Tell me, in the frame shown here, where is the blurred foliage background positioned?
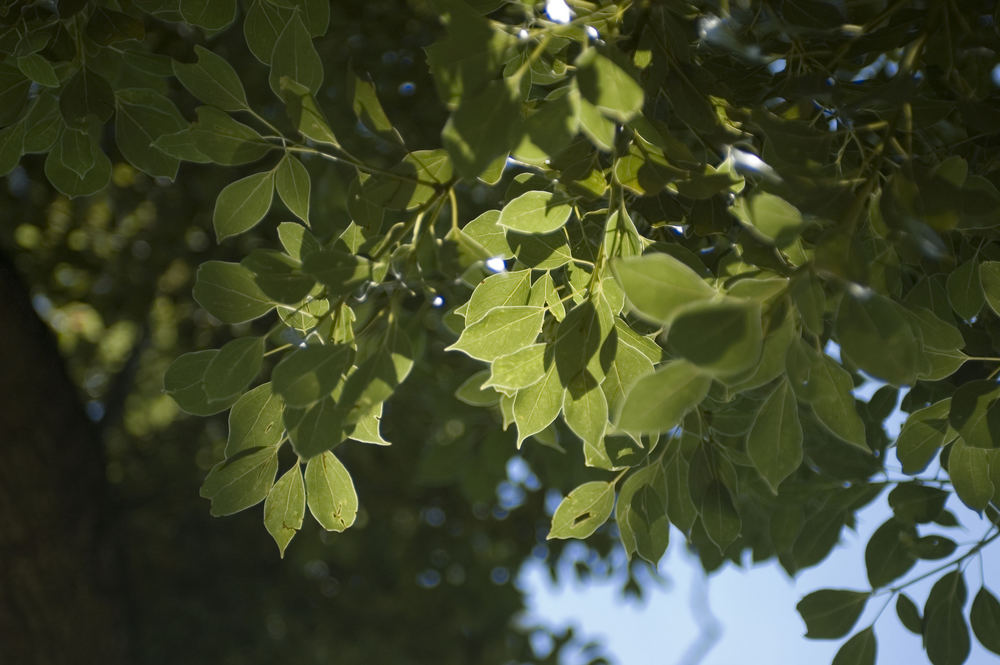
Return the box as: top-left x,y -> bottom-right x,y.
0,2 -> 628,662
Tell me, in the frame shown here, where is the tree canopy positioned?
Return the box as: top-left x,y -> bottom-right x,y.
4,1 -> 1000,664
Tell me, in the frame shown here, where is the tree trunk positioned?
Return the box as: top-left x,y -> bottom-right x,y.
0,250 -> 127,663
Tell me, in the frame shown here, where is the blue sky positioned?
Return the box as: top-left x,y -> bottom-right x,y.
517,370 -> 1000,665
520,494 -> 1000,665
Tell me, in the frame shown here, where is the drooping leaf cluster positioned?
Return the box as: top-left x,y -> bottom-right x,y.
5,1 -> 1000,663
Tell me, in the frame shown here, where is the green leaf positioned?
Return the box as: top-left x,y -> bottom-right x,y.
347,404 -> 389,446
796,589 -> 869,639
980,261 -> 1000,317
486,343 -> 547,392
574,48 -> 643,123
792,346 -> 868,450
454,369 -> 499,407
971,588 -> 1000,655
667,299 -> 763,376
173,45 -> 250,111
949,380 -> 1000,449
334,331 -> 414,423
349,70 -> 402,144
947,439 -> 994,511
280,77 -> 340,146
244,0 -> 291,64
164,350 -> 238,416
616,360 -> 711,434
193,261 -> 274,324
507,229 -> 573,269
302,248 -> 374,296
86,7 -> 145,45
272,344 -> 354,408
924,571 -> 970,665
864,518 -> 917,588
446,306 -> 545,362
791,273 -> 826,336
512,362 -> 563,447
304,451 -> 358,532
465,269 -> 532,323
59,68 -> 114,123
888,482 -> 948,523
700,481 -> 741,550
17,54 -> 59,87
578,94 -> 616,151
612,254 -> 715,325
114,88 -> 187,179
563,373 -> 609,448
43,131 -> 111,198
0,121 -> 24,176
22,93 -> 59,154
553,298 -> 615,384
200,447 -> 278,517
226,383 -> 285,456
151,128 -> 211,164
213,170 -> 275,241
280,0 -> 329,36
180,0 -> 237,30
747,379 -> 803,493
241,249 -> 314,304
269,155 -> 311,224
836,292 -> 920,386
360,150 -> 451,212
186,106 -> 272,166
277,221 -> 321,260
203,336 -> 264,400
442,78 -> 522,179
747,192 -> 804,247
897,594 -> 923,635
286,397 -> 345,458
913,535 -> 957,560
269,14 -> 324,97
424,0 -> 515,104
463,209 -> 513,259
947,258 -> 984,320
832,628 -> 876,665
547,480 -> 615,540
514,87 -> 581,162
263,464 -> 305,558
498,190 -> 574,234
896,399 -> 951,474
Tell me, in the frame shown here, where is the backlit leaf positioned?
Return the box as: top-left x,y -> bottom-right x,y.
193,261 -> 274,324
263,464 -> 305,557
498,190 -> 574,234
547,480 -> 615,540
612,254 -> 716,325
275,154 -> 311,224
272,344 -> 354,408
226,383 -> 285,456
747,379 -> 803,493
574,48 -> 643,122
667,299 -> 762,376
446,306 -> 545,362
200,447 -> 278,517
173,45 -> 250,111
616,360 -> 710,434
305,451 -> 358,532
203,336 -> 264,400
213,170 -> 275,241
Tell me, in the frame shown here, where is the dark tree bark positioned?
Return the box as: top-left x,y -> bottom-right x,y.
0,249 -> 127,663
